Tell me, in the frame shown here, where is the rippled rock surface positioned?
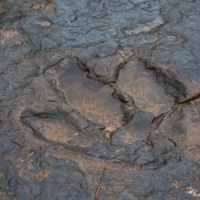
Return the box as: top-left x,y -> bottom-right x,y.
0,0 -> 200,199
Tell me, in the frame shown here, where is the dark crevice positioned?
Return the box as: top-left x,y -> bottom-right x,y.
176,93 -> 200,105
111,84 -> 140,126
112,62 -> 126,83
150,108 -> 177,131
11,140 -> 24,148
42,57 -> 65,75
74,49 -> 135,85
168,138 -> 177,147
33,112 -> 58,119
0,120 -> 3,130
141,159 -> 168,170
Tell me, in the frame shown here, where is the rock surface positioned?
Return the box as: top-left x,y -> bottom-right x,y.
0,0 -> 200,199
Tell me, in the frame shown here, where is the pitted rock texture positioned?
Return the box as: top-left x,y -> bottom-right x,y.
0,0 -> 200,200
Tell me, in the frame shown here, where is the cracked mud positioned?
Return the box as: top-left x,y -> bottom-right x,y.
0,0 -> 200,199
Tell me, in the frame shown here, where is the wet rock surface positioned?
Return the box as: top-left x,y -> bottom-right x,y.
0,0 -> 200,199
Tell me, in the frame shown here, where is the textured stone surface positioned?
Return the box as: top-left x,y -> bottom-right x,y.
0,0 -> 200,199
117,59 -> 174,116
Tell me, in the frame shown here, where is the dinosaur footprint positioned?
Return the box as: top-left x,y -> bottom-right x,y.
45,58 -> 124,131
